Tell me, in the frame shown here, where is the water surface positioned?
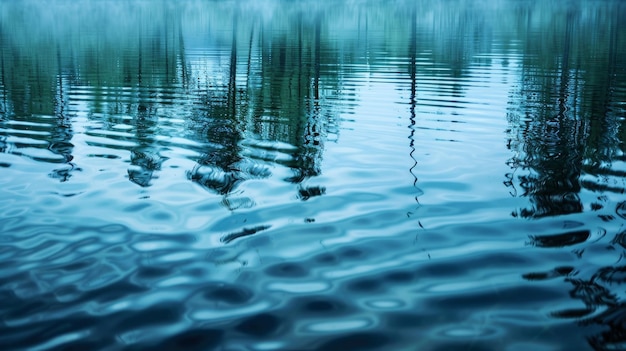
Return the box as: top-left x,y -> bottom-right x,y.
1,0 -> 626,350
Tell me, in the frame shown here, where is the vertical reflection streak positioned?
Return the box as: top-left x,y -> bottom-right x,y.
229,9 -> 238,120
49,45 -> 76,182
0,25 -> 6,118
407,7 -> 422,220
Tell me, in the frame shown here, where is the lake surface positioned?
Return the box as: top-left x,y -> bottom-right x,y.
1,0 -> 626,350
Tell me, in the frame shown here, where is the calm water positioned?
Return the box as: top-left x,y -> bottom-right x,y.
1,0 -> 626,350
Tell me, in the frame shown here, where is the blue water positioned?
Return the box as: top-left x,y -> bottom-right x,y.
1,0 -> 626,350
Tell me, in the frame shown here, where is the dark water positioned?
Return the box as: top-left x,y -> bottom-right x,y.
1,0 -> 626,349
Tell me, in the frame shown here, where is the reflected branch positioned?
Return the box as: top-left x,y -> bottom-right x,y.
407,7 -> 422,218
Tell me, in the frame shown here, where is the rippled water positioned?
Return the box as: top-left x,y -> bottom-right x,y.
1,0 -> 626,350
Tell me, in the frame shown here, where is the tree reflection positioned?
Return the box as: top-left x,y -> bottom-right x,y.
285,11 -> 326,186
1,0 -> 626,349
183,4 -> 339,202
507,1 -> 626,349
0,1 -> 346,205
506,1 -> 626,219
188,8 -> 249,195
48,47 -> 78,182
0,23 -> 77,175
